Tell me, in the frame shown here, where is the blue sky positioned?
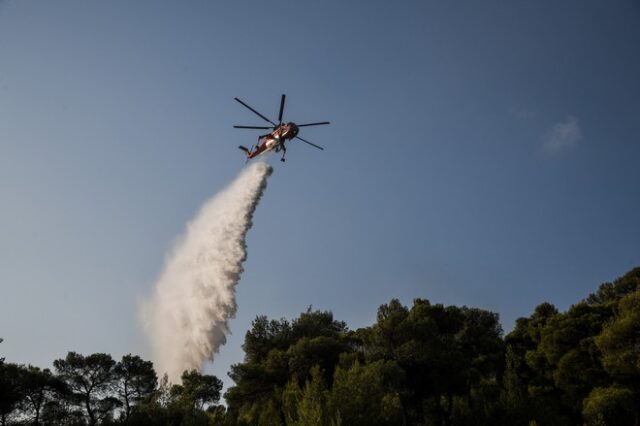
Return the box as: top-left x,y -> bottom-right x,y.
1,0 -> 639,390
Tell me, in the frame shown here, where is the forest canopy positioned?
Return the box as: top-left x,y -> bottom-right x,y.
1,267 -> 639,425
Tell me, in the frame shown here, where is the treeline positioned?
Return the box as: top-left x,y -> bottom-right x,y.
1,267 -> 639,425
224,266 -> 639,426
0,352 -> 224,426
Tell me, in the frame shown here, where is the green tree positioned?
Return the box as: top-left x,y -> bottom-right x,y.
596,289 -> 640,383
114,354 -> 157,420
226,317 -> 295,424
500,345 -> 529,423
291,366 -> 337,426
290,309 -> 347,341
0,362 -> 23,426
287,336 -> 349,386
585,267 -> 640,305
504,273 -> 640,426
516,303 -> 569,425
40,399 -> 84,426
53,352 -> 120,425
171,370 -> 223,411
582,386 -> 636,426
126,370 -> 222,426
225,309 -> 351,425
595,288 -> 640,424
361,299 -> 503,425
243,316 -> 294,364
329,357 -> 404,426
19,366 -> 67,425
537,303 -> 611,419
282,378 -> 303,425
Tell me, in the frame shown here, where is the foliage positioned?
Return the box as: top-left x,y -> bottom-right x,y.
224,309 -> 350,425
0,362 -> 24,426
171,370 -> 223,411
53,352 -> 120,425
585,267 -> 640,305
289,366 -> 336,426
114,354 -> 157,420
19,366 -> 67,425
329,357 -> 404,426
596,288 -> 640,382
4,267 -> 640,425
582,386 -> 636,426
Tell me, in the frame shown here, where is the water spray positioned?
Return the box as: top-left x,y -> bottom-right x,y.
142,162 -> 272,382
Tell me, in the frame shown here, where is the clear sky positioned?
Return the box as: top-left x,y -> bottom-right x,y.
1,0 -> 639,391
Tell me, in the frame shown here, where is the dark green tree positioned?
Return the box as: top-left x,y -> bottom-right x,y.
53,352 -> 120,425
40,399 -> 84,426
114,354 -> 157,420
360,299 -> 503,425
19,366 -> 67,425
537,303 -> 612,420
595,288 -> 640,424
225,309 -> 351,425
290,366 -> 336,426
499,345 -> 531,425
596,289 -> 640,384
585,267 -> 640,305
504,276 -> 639,426
0,362 -> 23,426
513,303 -> 568,425
287,336 -> 349,386
329,357 -> 404,426
582,386 -> 636,426
171,370 -> 223,411
242,316 -> 293,364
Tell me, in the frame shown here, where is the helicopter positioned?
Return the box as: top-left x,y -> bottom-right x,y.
234,94 -> 330,162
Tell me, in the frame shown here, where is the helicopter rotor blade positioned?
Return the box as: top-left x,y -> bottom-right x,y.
234,97 -> 277,126
296,122 -> 330,127
295,136 -> 324,150
277,94 -> 286,125
233,125 -> 273,129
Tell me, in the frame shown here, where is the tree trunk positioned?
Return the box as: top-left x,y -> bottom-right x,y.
32,398 -> 42,426
85,395 -> 96,426
124,381 -> 131,420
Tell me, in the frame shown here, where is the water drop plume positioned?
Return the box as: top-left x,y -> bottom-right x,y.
142,162 -> 272,382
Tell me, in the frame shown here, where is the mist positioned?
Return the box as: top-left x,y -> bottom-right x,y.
141,162 -> 272,382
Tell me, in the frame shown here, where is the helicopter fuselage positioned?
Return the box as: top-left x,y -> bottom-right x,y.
245,123 -> 299,159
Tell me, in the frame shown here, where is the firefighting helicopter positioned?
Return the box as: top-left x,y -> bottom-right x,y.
234,94 -> 329,162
